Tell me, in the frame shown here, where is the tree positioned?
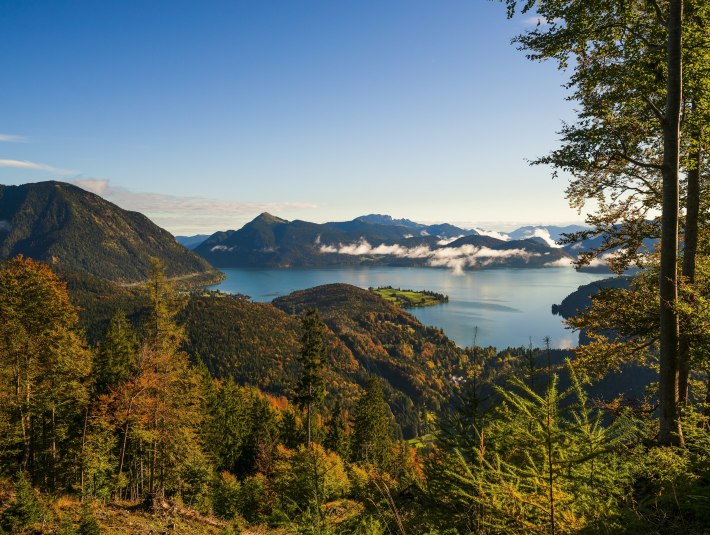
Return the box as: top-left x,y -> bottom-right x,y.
0,256 -> 91,490
426,365 -> 638,533
351,377 -> 395,469
103,258 -> 204,502
502,0 -> 710,445
94,309 -> 139,395
295,308 -> 327,448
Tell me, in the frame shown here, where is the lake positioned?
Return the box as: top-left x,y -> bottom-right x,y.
209,267 -> 610,349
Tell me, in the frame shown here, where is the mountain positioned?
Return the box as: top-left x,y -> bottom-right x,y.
175,234 -> 210,249
355,214 -> 423,228
195,213 -> 572,269
0,181 -> 220,283
355,214 -> 478,238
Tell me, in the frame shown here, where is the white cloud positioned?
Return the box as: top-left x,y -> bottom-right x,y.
518,228 -> 561,248
0,159 -> 74,175
0,134 -> 29,143
319,239 -> 540,274
473,228 -> 511,241
71,178 -> 317,234
436,235 -> 463,246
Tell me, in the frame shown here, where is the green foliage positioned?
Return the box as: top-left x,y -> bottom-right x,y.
77,504 -> 101,535
351,377 -> 396,469
94,309 -> 139,394
0,256 -> 91,490
426,364 -> 641,533
370,286 -> 448,308
1,473 -> 43,533
211,471 -> 242,520
295,308 -> 327,446
273,444 -> 350,515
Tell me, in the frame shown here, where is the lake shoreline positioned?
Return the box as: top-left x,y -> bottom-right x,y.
209,266 -> 610,349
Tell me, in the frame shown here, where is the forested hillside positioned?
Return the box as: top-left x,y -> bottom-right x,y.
0,182 -> 220,283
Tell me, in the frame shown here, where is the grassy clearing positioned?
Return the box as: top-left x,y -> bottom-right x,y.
370,286 -> 448,308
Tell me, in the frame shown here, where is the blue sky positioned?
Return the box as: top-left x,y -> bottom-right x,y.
0,0 -> 584,234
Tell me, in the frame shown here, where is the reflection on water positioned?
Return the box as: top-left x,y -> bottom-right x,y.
210,267 -> 609,349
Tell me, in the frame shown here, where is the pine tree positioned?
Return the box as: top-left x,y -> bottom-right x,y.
295,308 -> 327,448
94,310 -> 139,395
351,377 -> 394,469
324,400 -> 349,459
1,472 -> 43,532
426,362 -> 639,533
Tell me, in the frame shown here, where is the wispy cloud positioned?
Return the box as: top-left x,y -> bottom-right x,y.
0,159 -> 74,174
0,134 -> 29,143
319,239 -> 540,274
71,178 -> 317,235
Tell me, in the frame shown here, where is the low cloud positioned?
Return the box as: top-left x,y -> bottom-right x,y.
544,257 -> 574,267
518,228 -> 561,248
320,239 -> 540,274
473,228 -> 511,241
436,235 -> 463,246
0,159 -> 74,175
0,134 -> 29,143
71,178 -> 317,235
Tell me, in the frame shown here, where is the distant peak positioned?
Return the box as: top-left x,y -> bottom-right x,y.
251,212 -> 288,224
356,214 -> 422,228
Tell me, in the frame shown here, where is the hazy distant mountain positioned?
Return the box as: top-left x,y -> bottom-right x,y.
356,214 -> 423,228
176,234 -> 210,249
0,181 -> 219,283
356,213 -> 478,238
195,212 -> 572,269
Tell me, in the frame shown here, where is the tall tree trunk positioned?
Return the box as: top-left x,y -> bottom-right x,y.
80,405 -> 89,499
678,130 -> 701,405
658,0 -> 684,446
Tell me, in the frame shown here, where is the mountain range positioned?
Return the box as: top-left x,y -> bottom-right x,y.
193,212 -> 573,270
0,181 -> 220,283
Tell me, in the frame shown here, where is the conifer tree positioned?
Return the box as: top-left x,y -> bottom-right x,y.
324,400 -> 349,459
295,308 -> 327,448
351,377 -> 395,469
94,309 -> 139,395
203,378 -> 250,473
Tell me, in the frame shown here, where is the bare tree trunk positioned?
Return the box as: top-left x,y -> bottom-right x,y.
658,0 -> 684,446
307,385 -> 312,448
678,127 -> 701,405
80,405 -> 89,498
